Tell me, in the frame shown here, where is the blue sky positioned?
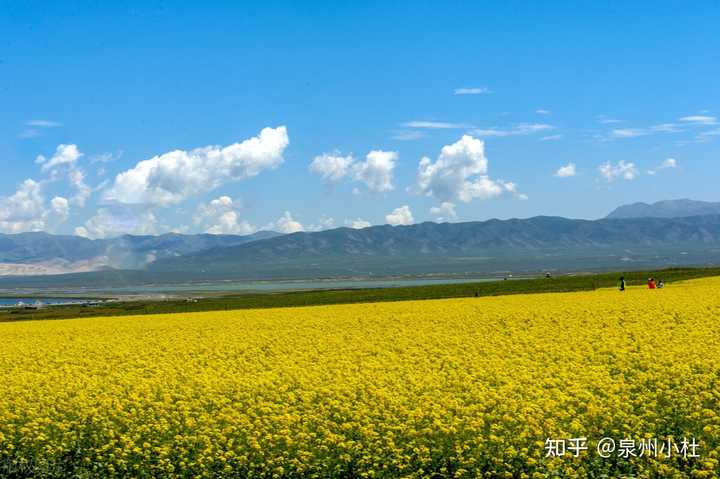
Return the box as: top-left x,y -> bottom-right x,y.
1,1 -> 718,237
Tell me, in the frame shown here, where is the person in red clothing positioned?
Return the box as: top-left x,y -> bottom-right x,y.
648,277 -> 656,289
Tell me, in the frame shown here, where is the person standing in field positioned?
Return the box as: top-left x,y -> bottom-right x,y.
619,276 -> 626,291
648,277 -> 656,289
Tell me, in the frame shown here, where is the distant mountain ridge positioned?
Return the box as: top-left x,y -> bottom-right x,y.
607,199 -> 720,219
145,214 -> 720,280
3,209 -> 720,284
0,231 -> 280,275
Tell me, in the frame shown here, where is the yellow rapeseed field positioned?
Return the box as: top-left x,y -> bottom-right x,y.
2,278 -> 720,478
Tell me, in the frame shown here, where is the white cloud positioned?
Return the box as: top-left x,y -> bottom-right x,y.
555,163 -> 577,178
0,180 -> 46,233
651,123 -> 682,133
597,116 -> 623,124
500,181 -> 527,199
417,135 -> 517,203
193,196 -> 257,235
68,169 -> 92,207
33,144 -> 95,206
273,211 -> 304,234
310,149 -> 398,193
678,115 -> 717,125
352,150 -> 397,193
18,129 -> 41,139
36,144 -> 82,172
659,158 -> 678,169
430,202 -> 457,221
26,120 -> 63,127
75,206 -> 160,239
91,151 -> 123,164
347,218 -> 371,229
0,179 -> 68,233
264,212 -> 335,233
540,134 -> 563,141
648,158 -> 678,175
307,216 -> 335,232
391,130 -> 425,141
50,196 -> 70,223
105,126 -> 289,206
599,161 -> 639,181
309,152 -> 355,183
385,205 -> 414,226
402,121 -> 471,129
454,87 -> 491,95
471,123 -> 554,137
609,123 -> 683,139
536,109 -> 551,115
698,128 -> 720,138
610,128 -> 646,138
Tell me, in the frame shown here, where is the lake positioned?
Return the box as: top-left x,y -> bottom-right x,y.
0,277 -> 502,297
0,298 -> 93,307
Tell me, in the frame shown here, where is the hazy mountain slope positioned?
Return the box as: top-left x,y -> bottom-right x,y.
144,215 -> 720,280
3,215 -> 720,286
606,199 -> 720,219
0,231 -> 280,274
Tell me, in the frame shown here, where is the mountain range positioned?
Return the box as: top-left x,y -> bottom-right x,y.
145,214 -> 720,280
606,199 -> 720,219
0,231 -> 279,276
1,199 -> 720,286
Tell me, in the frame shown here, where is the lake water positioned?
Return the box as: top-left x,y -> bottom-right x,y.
0,298 -> 92,307
117,277 -> 500,294
0,277 -> 502,297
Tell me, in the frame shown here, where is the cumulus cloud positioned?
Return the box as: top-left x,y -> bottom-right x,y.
309,153 -> 355,183
659,158 -> 678,169
385,205 -> 414,226
0,179 -> 68,233
50,196 -> 70,223
105,126 -> 289,206
309,149 -> 397,193
307,216 -> 335,232
647,158 -> 678,175
500,181 -> 528,200
555,163 -> 577,178
454,87 -> 491,95
75,206 -> 161,239
34,144 -> 95,206
193,196 -> 257,235
273,211 -> 304,234
352,150 -> 397,193
36,144 -> 82,172
599,161 -> 639,181
430,202 -> 457,221
417,135 -> 521,203
347,218 -> 371,229
68,169 -> 92,207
